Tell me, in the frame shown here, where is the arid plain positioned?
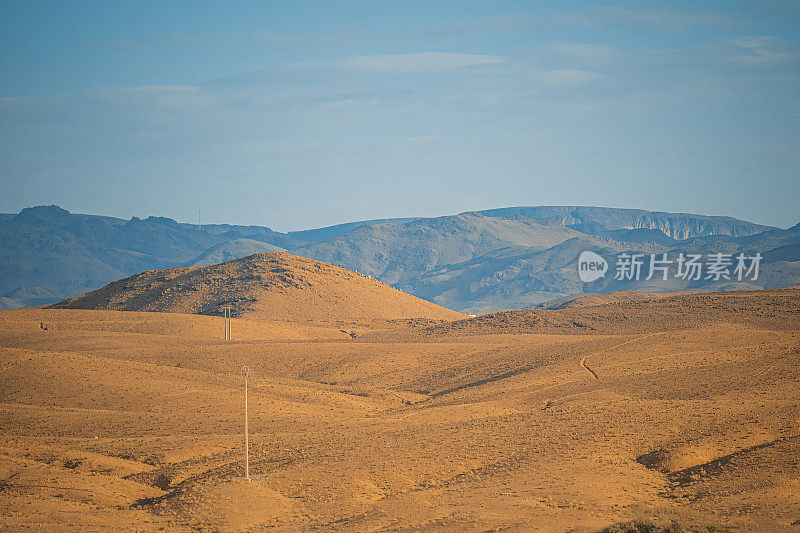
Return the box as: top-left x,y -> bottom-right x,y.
1,255 -> 798,531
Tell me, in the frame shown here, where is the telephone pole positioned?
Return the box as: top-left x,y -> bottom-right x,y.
241,366 -> 251,481
223,307 -> 232,341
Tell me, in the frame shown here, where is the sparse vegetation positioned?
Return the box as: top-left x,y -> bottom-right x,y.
599,520 -> 734,533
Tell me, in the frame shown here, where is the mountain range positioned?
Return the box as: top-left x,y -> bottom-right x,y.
1,204 -> 798,312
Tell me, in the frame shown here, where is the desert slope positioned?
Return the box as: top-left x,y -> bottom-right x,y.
533,289 -> 696,310
415,285 -> 800,337
49,252 -> 463,324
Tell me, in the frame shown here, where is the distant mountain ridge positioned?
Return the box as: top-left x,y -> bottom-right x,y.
186,238 -> 286,267
1,204 -> 796,311
476,206 -> 771,239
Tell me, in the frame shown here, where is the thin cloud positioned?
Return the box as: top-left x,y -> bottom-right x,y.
339,52 -> 506,73
533,69 -> 602,86
729,36 -> 795,65
116,85 -> 201,94
75,31 -> 307,50
570,5 -> 739,30
85,84 -> 210,108
287,52 -> 507,75
544,43 -> 620,62
73,7 -> 741,55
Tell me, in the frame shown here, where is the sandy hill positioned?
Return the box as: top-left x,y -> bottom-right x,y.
48,252 -> 463,324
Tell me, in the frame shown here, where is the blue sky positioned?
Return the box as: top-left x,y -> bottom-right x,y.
1,1 -> 798,231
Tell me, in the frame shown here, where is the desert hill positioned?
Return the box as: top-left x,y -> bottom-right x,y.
48,252 -> 463,324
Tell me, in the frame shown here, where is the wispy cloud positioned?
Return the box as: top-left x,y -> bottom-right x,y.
76,31 -> 308,50
532,68 -> 602,86
565,5 -> 739,31
729,36 -> 795,65
281,52 -> 507,75
114,84 -> 201,94
86,84 -> 210,108
73,6 -> 743,55
413,6 -> 740,37
544,43 -> 620,62
331,52 -> 506,74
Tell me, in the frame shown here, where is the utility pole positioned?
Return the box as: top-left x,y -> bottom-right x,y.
223,307 -> 232,341
241,366 -> 251,481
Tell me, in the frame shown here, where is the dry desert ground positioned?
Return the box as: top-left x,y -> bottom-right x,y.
1,284 -> 799,531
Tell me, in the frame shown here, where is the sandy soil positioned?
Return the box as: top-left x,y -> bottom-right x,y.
1,286 -> 799,531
